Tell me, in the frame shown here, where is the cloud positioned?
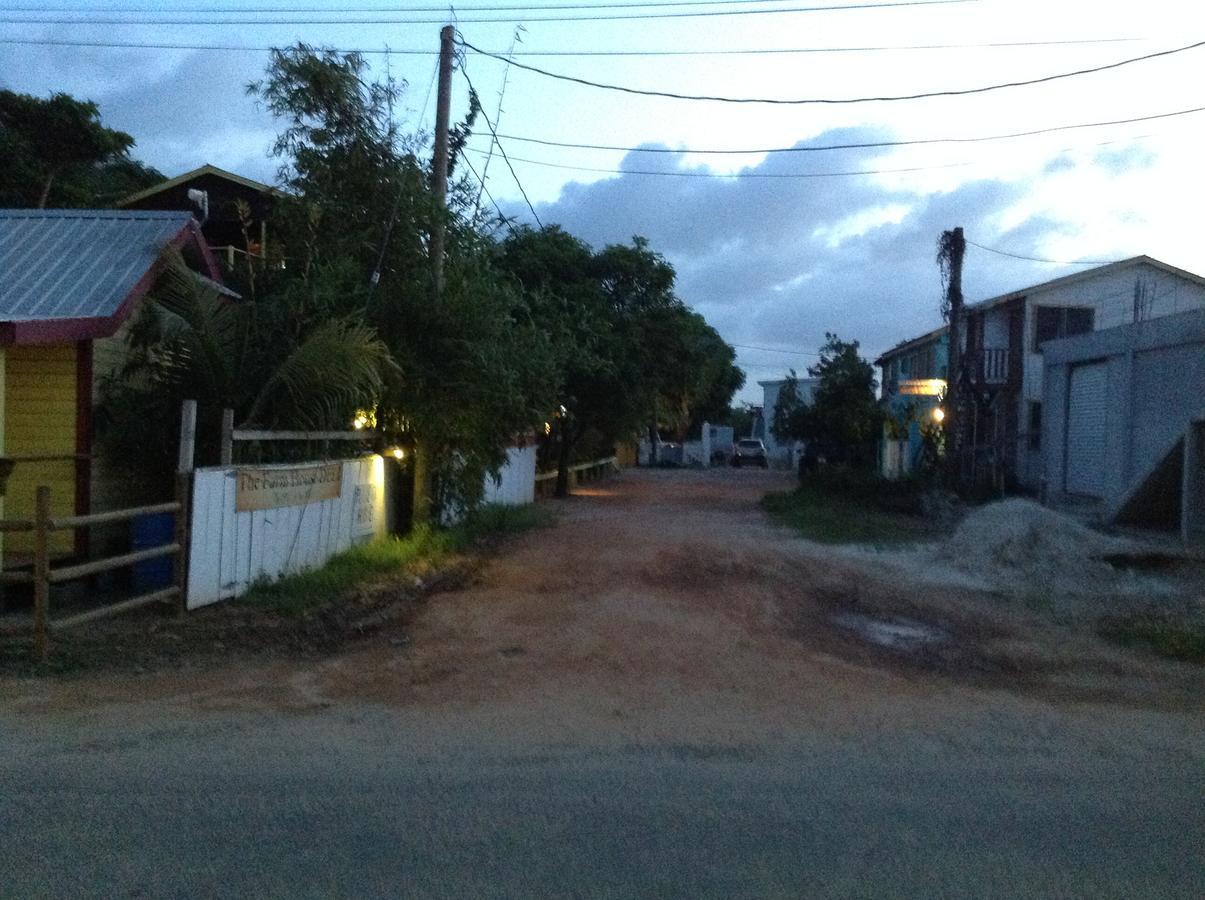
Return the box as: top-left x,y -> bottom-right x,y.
0,39 -> 279,183
526,127 -> 1078,396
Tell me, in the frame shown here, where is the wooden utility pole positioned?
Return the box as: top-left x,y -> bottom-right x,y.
412,24 -> 456,528
429,24 -> 455,299
940,226 -> 966,485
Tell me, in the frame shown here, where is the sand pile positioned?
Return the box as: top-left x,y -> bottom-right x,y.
936,498 -> 1134,589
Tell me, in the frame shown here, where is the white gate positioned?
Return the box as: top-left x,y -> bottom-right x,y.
186,456 -> 386,609
1065,362 -> 1108,497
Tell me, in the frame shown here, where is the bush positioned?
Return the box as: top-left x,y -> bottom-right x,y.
798,464 -> 928,516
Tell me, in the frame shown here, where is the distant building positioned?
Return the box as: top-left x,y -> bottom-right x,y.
755,377 -> 818,468
875,256 -> 1205,490
119,164 -> 282,273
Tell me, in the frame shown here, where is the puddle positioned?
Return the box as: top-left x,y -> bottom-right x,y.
831,611 -> 947,650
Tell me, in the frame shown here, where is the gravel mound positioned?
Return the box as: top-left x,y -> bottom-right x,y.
937,499 -> 1135,590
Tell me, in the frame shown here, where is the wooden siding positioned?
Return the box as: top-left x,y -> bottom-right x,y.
4,343 -> 78,558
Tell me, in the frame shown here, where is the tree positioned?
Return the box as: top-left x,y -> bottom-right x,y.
496,228 -> 741,494
97,251 -> 396,494
250,45 -> 554,523
774,334 -> 881,467
0,90 -> 157,208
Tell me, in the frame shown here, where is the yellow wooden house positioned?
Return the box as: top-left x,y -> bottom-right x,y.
0,209 -> 224,565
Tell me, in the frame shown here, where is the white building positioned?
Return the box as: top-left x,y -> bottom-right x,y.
756,377 -> 819,468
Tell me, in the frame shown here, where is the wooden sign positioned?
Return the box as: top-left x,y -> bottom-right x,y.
235,462 -> 342,512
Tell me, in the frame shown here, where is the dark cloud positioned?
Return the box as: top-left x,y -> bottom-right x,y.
1,40 -> 279,183
529,128 -> 1067,388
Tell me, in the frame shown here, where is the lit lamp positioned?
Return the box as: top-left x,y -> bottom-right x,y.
391,447 -> 405,460
932,407 -> 946,423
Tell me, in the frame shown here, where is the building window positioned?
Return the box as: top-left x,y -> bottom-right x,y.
1028,402 -> 1042,451
1033,306 -> 1094,352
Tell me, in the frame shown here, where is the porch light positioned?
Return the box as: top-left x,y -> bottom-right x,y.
391,447 -> 405,460
932,407 -> 945,423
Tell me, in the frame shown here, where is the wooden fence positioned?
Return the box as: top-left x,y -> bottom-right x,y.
0,474 -> 189,660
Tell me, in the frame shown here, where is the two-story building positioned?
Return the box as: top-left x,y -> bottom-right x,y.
876,256 -> 1205,489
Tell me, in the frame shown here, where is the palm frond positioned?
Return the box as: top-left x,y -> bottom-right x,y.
246,319 -> 397,429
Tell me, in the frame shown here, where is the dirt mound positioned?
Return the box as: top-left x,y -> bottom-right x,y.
933,498 -> 1150,597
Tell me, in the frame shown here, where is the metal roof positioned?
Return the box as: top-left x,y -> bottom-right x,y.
0,209 -> 194,324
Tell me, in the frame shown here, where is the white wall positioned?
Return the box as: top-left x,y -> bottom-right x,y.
482,445 -> 536,506
186,456 -> 386,609
761,378 -> 817,463
1022,262 -> 1205,404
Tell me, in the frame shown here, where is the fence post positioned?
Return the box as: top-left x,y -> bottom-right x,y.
220,408 -> 234,467
178,399 -> 197,474
33,486 -> 51,661
174,471 -> 191,617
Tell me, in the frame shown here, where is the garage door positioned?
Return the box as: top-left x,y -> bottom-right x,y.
1065,362 -> 1108,496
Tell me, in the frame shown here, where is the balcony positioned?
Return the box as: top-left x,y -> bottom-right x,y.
975,348 -> 1010,384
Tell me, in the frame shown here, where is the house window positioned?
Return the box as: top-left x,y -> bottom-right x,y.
1028,402 -> 1042,451
1033,306 -> 1094,351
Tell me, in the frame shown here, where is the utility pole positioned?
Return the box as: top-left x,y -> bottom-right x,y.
940,226 -> 966,486
412,24 -> 456,529
429,23 -> 455,299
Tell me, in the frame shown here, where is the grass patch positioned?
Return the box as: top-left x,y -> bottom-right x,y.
1098,616 -> 1205,664
762,486 -> 946,546
241,502 -> 553,615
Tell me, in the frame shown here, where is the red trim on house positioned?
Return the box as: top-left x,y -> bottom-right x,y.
74,340 -> 93,557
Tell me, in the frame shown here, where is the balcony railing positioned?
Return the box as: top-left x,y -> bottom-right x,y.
977,348 -> 1009,384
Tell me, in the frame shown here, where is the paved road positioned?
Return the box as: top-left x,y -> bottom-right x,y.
2,469 -> 1203,898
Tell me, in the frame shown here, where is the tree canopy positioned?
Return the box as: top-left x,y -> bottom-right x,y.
772,334 -> 880,466
0,89 -> 161,207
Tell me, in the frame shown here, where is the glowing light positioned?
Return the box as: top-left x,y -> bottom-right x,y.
932,407 -> 946,423
543,421 -> 552,435
900,378 -> 946,397
391,447 -> 405,460
353,414 -> 368,430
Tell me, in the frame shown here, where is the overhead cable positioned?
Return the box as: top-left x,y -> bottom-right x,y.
965,239 -> 1124,266
0,0 -> 979,26
0,35 -> 1145,56
465,147 -> 974,177
491,104 -> 1205,154
460,68 -> 544,227
458,37 -> 1205,104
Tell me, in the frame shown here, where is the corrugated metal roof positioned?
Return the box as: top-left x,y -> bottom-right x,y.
0,209 -> 193,323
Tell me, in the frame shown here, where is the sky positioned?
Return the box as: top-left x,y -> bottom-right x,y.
2,0 -> 1203,404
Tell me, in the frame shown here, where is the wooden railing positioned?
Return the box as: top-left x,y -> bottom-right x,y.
0,475 -> 189,660
977,348 -> 1010,384
535,456 -> 619,495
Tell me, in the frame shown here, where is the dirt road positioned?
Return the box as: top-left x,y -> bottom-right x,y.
2,469 -> 1203,897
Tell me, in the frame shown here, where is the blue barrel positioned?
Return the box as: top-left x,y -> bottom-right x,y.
131,512 -> 174,592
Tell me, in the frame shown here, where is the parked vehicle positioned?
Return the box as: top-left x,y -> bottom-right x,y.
732,438 -> 768,468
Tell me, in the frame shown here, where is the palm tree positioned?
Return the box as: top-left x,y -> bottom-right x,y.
97,250 -> 398,490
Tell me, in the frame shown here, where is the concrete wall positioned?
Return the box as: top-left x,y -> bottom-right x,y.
1042,308 -> 1205,529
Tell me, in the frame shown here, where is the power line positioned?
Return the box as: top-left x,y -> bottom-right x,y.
460,68 -> 543,228
491,104 -> 1205,155
459,37 -> 1205,105
464,146 -> 974,177
0,0 -> 914,12
965,239 -> 1123,266
732,343 -> 821,356
0,0 -> 978,25
0,35 -> 1146,56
